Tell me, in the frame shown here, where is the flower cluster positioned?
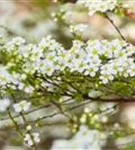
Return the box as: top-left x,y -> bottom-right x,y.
51,125 -> 106,150
0,36 -> 135,92
77,0 -> 117,16
34,37 -> 135,85
51,8 -> 72,23
24,132 -> 40,146
0,66 -> 20,88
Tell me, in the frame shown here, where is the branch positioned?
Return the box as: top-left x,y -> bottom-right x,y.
28,99 -> 118,124
51,100 -> 73,121
105,13 -> 126,42
20,111 -> 38,150
83,94 -> 135,103
5,100 -> 118,129
0,97 -> 72,121
30,99 -> 92,123
10,92 -> 38,150
7,108 -> 23,137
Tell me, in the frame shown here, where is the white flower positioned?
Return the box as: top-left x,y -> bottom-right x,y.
13,100 -> 31,113
51,125 -> 107,150
26,125 -> 32,131
77,0 -> 117,16
7,37 -> 25,51
70,24 -> 88,34
11,37 -> 25,45
24,132 -> 40,146
0,98 -> 10,112
0,66 -> 20,88
24,86 -> 34,93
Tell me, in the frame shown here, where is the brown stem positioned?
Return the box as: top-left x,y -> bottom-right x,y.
7,109 -> 23,137
105,13 -> 126,42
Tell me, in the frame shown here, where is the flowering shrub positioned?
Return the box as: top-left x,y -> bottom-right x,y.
0,0 -> 135,150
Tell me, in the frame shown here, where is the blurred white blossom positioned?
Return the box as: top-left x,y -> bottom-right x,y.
0,98 -> 10,112
70,24 -> 88,34
51,125 -> 107,150
24,132 -> 40,146
13,100 -> 31,113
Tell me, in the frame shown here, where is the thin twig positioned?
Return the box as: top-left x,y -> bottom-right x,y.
7,108 -> 23,137
10,92 -> 38,150
105,13 -> 126,42
20,112 -> 38,150
32,100 -> 92,123
0,98 -> 72,121
51,100 -> 73,121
